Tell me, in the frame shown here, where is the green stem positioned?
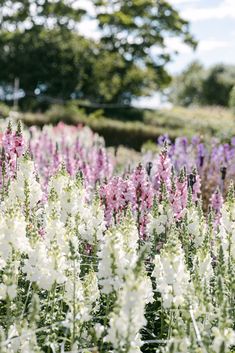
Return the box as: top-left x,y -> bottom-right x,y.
71,259 -> 76,348
21,282 -> 32,319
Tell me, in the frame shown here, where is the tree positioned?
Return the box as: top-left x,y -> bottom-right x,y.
229,86 -> 235,113
0,28 -> 97,109
84,50 -> 159,104
169,63 -> 235,108
0,0 -> 85,31
169,61 -> 205,106
0,0 -> 196,107
0,0 -> 93,108
92,0 -> 197,103
202,64 -> 235,106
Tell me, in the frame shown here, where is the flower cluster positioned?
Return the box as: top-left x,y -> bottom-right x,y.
0,121 -> 234,353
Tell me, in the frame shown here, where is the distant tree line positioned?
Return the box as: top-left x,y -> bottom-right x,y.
169,61 -> 235,109
0,0 -> 196,110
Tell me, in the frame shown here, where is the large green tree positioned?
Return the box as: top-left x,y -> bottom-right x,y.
0,0 -> 90,107
169,61 -> 205,106
0,28 -> 96,100
0,0 -> 196,106
169,62 -> 235,107
202,64 -> 235,106
92,0 -> 197,103
0,0 -> 85,30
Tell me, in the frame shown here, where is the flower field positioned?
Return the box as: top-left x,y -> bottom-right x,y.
0,120 -> 235,353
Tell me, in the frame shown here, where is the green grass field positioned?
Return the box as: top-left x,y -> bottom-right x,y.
1,102 -> 235,150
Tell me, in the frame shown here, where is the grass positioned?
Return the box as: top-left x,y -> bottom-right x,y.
1,102 -> 235,150
143,106 -> 235,140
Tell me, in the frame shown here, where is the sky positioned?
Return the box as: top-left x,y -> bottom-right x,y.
78,0 -> 235,108
138,0 -> 235,108
167,0 -> 235,73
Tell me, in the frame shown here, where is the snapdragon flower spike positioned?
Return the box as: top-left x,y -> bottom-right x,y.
210,188 -> 224,225
131,163 -> 154,238
0,121 -> 25,185
2,121 -> 14,156
2,122 -> 16,181
142,134 -> 235,205
170,169 -> 188,220
14,121 -> 24,158
197,142 -> 205,169
0,122 -> 235,352
29,124 -> 113,190
100,176 -> 135,226
153,146 -> 172,193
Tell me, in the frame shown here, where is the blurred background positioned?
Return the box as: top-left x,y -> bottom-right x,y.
0,0 -> 235,150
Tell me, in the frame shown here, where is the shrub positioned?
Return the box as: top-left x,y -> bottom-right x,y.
0,102 -> 10,118
229,86 -> 235,114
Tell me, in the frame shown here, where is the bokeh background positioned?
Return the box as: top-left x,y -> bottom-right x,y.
0,0 -> 235,150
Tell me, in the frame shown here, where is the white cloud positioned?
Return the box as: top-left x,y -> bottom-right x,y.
169,0 -> 199,4
198,39 -> 230,52
164,37 -> 193,54
182,0 -> 235,21
155,37 -> 230,59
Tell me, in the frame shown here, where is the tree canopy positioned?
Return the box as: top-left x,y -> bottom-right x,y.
169,61 -> 235,108
0,0 -> 196,107
0,0 -> 85,30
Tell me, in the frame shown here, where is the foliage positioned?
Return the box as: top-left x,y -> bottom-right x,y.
170,62 -> 235,107
169,61 -> 205,106
0,29 -> 97,106
22,106 -> 172,150
0,0 -> 196,106
18,105 -> 235,150
202,64 -> 235,106
87,50 -> 159,103
0,0 -> 85,30
229,86 -> 235,113
93,0 -> 197,103
0,102 -> 10,118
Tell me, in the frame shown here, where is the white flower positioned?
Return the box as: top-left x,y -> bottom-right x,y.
105,272 -> 153,352
78,202 -> 105,244
7,284 -> 17,300
8,157 -> 42,208
193,250 -> 213,282
0,283 -> 7,300
152,240 -> 190,309
98,222 -> 139,294
0,210 -> 30,266
23,242 -> 66,290
49,173 -> 69,196
148,206 -> 173,237
212,327 -> 235,353
187,208 -> 206,246
94,323 -> 104,339
83,271 -> 100,307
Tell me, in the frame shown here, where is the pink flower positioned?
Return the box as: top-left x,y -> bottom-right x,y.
100,177 -> 135,225
131,164 -> 154,238
210,188 -> 223,226
14,132 -> 24,157
171,175 -> 188,220
2,124 -> 14,155
153,149 -> 172,192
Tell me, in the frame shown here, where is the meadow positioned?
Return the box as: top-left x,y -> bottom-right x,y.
0,117 -> 234,353
2,102 -> 235,150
